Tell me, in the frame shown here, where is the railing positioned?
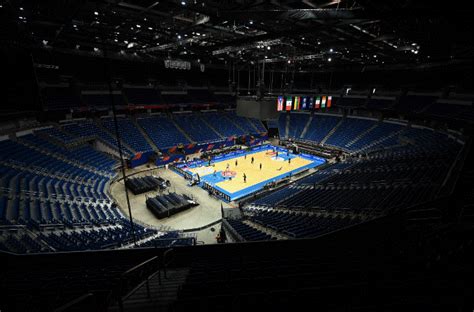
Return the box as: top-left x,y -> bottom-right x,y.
116,255 -> 160,312
53,293 -> 95,312
113,248 -> 175,311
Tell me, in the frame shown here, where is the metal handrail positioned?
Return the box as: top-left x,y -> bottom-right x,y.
117,256 -> 160,312
163,248 -> 175,279
53,293 -> 94,312
122,256 -> 159,276
113,249 -> 175,312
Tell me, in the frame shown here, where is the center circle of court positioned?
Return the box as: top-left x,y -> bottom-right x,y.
221,170 -> 237,177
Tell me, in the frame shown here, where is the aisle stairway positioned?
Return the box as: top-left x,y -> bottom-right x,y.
170,115 -> 195,144
108,268 -> 190,312
133,118 -> 159,152
321,118 -> 344,145
300,114 -> 313,139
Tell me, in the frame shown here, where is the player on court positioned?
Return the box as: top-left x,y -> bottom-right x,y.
243,173 -> 247,183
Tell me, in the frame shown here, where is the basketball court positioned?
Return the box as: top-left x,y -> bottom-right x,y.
178,145 -> 325,201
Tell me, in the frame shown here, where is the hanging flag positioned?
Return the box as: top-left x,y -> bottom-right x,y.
308,97 -> 314,109
315,96 -> 321,109
277,96 -> 284,111
293,96 -> 300,110
285,96 -> 292,111
327,96 -> 332,108
321,96 -> 327,108
302,97 -> 308,109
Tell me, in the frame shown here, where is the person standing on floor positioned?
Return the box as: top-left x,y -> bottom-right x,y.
260,163 -> 262,170
243,173 -> 247,183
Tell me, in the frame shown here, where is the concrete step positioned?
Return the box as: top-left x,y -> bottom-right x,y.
300,114 -> 313,139
170,114 -> 195,144
321,118 -> 344,145
132,118 -> 160,152
284,113 -> 290,138
200,114 -> 225,139
108,268 -> 190,312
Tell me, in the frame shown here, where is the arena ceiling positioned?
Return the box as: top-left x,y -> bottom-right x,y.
1,0 -> 472,71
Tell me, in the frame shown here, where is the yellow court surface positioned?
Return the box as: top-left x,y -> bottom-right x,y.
187,150 -> 313,194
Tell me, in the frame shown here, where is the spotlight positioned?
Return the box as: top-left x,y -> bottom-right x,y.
328,58 -> 332,62
94,11 -> 99,16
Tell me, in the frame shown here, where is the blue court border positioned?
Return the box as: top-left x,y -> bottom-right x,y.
177,145 -> 326,201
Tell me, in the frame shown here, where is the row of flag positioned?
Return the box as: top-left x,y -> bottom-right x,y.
277,95 -> 332,111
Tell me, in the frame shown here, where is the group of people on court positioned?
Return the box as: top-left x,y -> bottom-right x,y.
211,149 -> 293,184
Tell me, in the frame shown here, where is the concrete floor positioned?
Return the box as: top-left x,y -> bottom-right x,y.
110,166 -> 232,235
194,222 -> 222,244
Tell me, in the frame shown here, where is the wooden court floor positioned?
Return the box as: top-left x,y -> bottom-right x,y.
188,150 -> 313,194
